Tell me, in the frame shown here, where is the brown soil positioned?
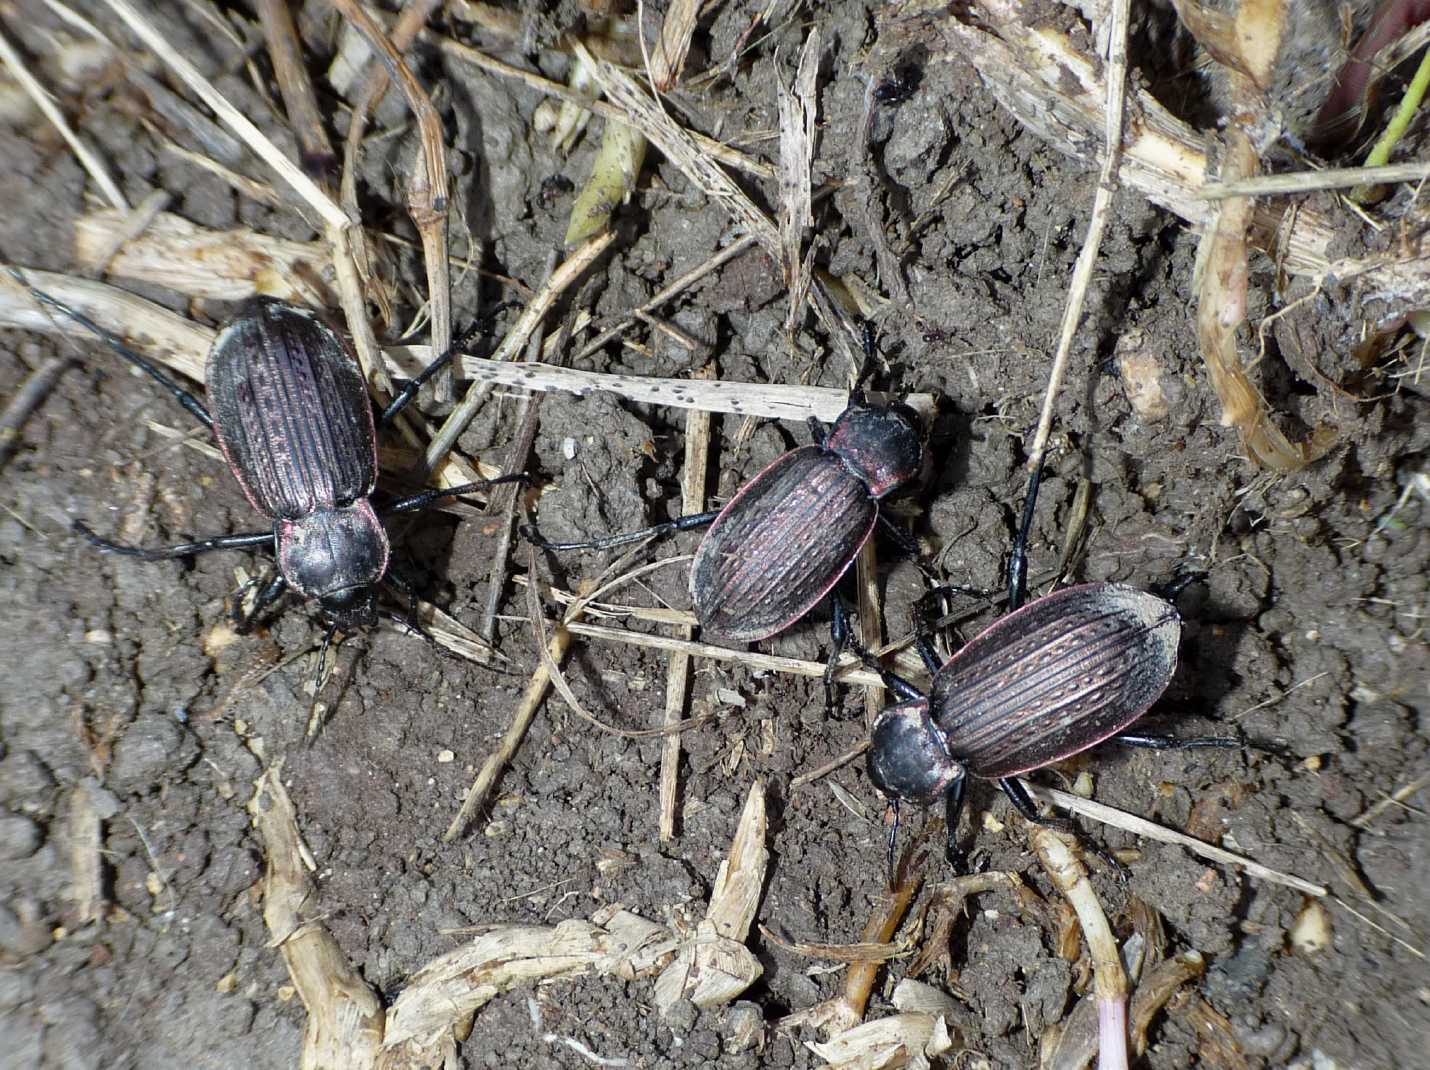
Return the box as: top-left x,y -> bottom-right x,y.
0,2 -> 1426,1068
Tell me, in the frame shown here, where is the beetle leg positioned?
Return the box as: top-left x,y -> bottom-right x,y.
1006,464 -> 1045,612
383,473 -> 529,516
1149,570 -> 1208,603
11,273 -> 215,430
379,301 -> 517,426
914,636 -> 942,677
521,509 -> 721,552
74,520 -> 274,560
233,572 -> 288,633
806,416 -> 826,446
998,776 -> 1075,830
1113,732 -> 1242,751
825,595 -> 855,714
942,774 -> 967,870
885,800 -> 901,886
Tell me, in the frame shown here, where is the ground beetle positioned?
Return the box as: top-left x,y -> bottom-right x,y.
19,279 -> 519,650
524,325 -> 923,707
865,467 -> 1237,868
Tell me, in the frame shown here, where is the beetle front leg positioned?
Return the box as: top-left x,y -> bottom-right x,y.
233,572 -> 287,633
75,521 -> 275,560
824,595 -> 855,714
942,774 -> 967,870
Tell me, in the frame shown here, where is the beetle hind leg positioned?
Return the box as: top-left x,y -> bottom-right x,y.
997,777 -> 1075,831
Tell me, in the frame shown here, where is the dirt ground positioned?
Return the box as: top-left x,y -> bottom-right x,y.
1,1 -> 1428,1068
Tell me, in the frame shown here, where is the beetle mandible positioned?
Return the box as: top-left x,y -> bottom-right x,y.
524,325 -> 923,707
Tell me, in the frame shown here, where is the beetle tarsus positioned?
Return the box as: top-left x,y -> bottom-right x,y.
384,473 -> 528,516
74,520 -> 274,561
233,572 -> 288,634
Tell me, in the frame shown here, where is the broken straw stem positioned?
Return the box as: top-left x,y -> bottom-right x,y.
1032,828 -> 1128,1070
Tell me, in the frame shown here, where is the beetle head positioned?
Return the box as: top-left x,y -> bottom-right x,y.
868,699 -> 965,805
826,400 -> 923,498
277,502 -> 389,623
317,584 -> 379,630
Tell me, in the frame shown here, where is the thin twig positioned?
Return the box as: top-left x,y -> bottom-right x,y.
0,25 -> 127,210
1350,769 -> 1430,829
1026,783 -> 1327,896
1022,0 -> 1129,472
328,0 -> 453,401
1200,160 -> 1430,199
0,355 -> 75,472
660,362 -> 714,841
256,0 -> 335,176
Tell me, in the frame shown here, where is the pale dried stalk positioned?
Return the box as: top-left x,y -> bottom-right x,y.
381,907 -> 676,1061
1023,0 -> 1129,473
250,769 -> 384,1069
256,0 -> 335,174
0,354 -> 74,472
74,210 -> 332,305
923,0 -> 1426,297
1025,783 -> 1328,896
561,619 -> 888,688
660,364 -> 714,842
0,24 -> 127,210
777,28 -> 819,335
1033,829 -> 1128,1070
1201,160 -> 1430,199
1,267 -> 930,440
435,36 -> 773,180
98,0 -> 344,230
1193,126 -> 1335,471
328,0 -> 453,401
443,624 -> 571,842
647,0 -> 703,90
64,782 -> 104,927
855,540 -> 884,727
653,783 -> 767,1010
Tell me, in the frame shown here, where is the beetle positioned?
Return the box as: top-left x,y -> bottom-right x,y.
864,469 -> 1238,868
523,325 -> 923,708
19,280 -> 519,648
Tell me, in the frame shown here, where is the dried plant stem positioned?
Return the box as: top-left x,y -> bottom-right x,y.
0,25 -> 127,210
660,364 -> 714,841
1201,160 -> 1430,199
329,0 -> 453,402
1033,828 -> 1128,1070
424,231 -> 614,471
1023,0 -> 1128,474
444,624 -> 571,841
1025,782 -> 1328,896
648,0 -> 703,89
560,620 -> 887,688
256,0 -> 335,175
790,741 -> 872,789
0,269 -> 926,427
0,355 -> 74,472
98,0 -> 344,230
251,769 -> 384,1066
477,253 -> 559,641
433,37 -> 773,181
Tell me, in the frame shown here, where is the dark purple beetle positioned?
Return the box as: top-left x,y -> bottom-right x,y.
866,572 -> 1236,867
21,282 -> 516,641
524,346 -> 922,705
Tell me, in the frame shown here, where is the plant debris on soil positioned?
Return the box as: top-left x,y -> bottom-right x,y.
1,1 -> 1428,1068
